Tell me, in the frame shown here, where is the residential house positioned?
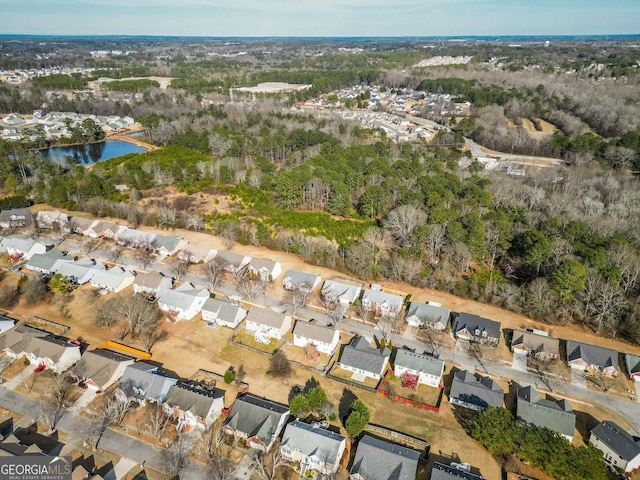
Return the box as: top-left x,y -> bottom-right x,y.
178,245 -> 217,264
0,315 -> 15,335
516,386 -> 576,441
452,312 -> 501,345
320,280 -> 362,305
244,308 -> 292,343
248,258 -> 282,282
25,248 -> 70,275
449,370 -> 504,410
201,297 -> 247,329
85,221 -> 124,239
510,330 -> 560,360
118,362 -> 178,403
566,341 -> 619,376
35,210 -> 69,230
214,251 -> 251,273
405,301 -> 450,330
117,229 -> 156,249
393,349 -> 445,388
349,434 -> 420,480
626,354 -> 640,382
0,237 -> 48,261
68,217 -> 96,236
72,349 -> 136,392
292,320 -> 341,355
163,381 -> 225,432
0,208 -> 33,229
153,235 -> 188,256
223,394 -> 290,452
361,285 -> 404,317
56,257 -> 101,285
282,270 -> 322,293
280,420 -> 346,476
157,283 -> 209,321
430,463 -> 486,480
90,267 -> 135,293
338,336 -> 391,380
590,421 -> 640,476
133,271 -> 172,297
0,325 -> 81,373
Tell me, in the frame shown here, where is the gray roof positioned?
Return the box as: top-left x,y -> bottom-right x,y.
25,248 -> 68,271
283,270 -> 321,290
0,325 -> 78,362
118,229 -> 156,245
69,217 -> 95,232
453,313 -> 501,340
246,308 -> 289,329
449,370 -> 504,409
394,349 -> 444,378
591,421 -> 640,462
405,302 -> 450,326
0,208 -> 33,226
202,297 -> 245,322
321,280 -> 362,303
249,258 -> 279,272
153,234 -> 183,252
215,251 -> 249,268
511,330 -> 560,356
626,354 -> 640,377
516,386 -> 575,438
281,420 -> 345,462
158,283 -> 209,311
339,336 -> 391,374
73,349 -> 135,386
164,381 -> 224,419
430,463 -> 485,480
224,394 -> 289,444
362,288 -> 404,310
119,362 -> 178,402
91,267 -> 134,289
293,320 -> 338,344
134,271 -> 171,290
350,434 -> 420,480
0,236 -> 38,253
56,260 -> 99,283
566,341 -> 619,369
89,221 -> 119,235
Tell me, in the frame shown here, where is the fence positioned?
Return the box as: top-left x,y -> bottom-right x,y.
365,423 -> 429,450
25,316 -> 70,335
377,371 -> 442,412
325,370 -> 379,394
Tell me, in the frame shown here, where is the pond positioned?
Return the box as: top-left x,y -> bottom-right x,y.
39,140 -> 147,165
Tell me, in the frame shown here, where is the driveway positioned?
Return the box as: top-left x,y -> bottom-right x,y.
233,454 -> 254,480
570,369 -> 588,389
511,351 -> 528,372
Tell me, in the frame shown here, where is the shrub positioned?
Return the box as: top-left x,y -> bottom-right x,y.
223,369 -> 235,384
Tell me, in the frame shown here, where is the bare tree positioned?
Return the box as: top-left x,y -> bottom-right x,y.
383,204 -> 427,247
0,285 -> 19,308
135,247 -> 155,269
35,402 -> 62,433
169,257 -> 190,281
84,401 -> 112,448
269,351 -> 291,378
417,327 -> 446,356
142,329 -> 168,353
19,278 -> 48,305
282,288 -> 310,315
109,246 -> 125,263
222,222 -> 237,251
162,432 -> 197,479
117,295 -> 162,339
145,404 -> 172,443
235,269 -> 267,300
425,224 -> 447,266
83,237 -> 99,254
250,447 -> 288,480
203,259 -> 225,289
199,424 -> 235,479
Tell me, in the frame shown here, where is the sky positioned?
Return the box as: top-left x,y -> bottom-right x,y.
1,0 -> 639,37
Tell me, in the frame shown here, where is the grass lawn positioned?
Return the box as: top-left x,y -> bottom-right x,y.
15,371 -> 83,404
280,343 -> 331,369
382,374 -> 442,407
0,357 -> 27,379
232,329 -> 285,354
328,365 -> 380,389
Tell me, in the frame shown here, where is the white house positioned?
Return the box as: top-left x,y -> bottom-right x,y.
201,297 -> 247,329
338,336 -> 391,380
280,420 -> 347,476
244,308 -> 292,343
248,258 -> 282,282
25,248 -> 70,275
157,283 -> 209,321
133,271 -> 173,296
361,285 -> 404,317
178,245 -> 217,264
56,258 -> 102,285
393,349 -> 445,388
293,320 -> 341,356
163,381 -> 225,432
0,237 -> 48,261
405,301 -> 450,330
36,210 -> 69,230
283,270 -> 321,293
72,349 -> 136,392
320,280 -> 362,305
153,235 -> 188,256
214,251 -> 251,273
90,267 -> 135,293
117,229 -> 156,248
590,421 -> 640,476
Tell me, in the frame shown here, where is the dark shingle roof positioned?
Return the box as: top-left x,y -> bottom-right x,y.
164,381 -> 224,419
566,341 -> 619,369
339,336 -> 390,375
625,354 -> 640,377
224,394 -> 289,445
453,313 -> 501,340
119,362 -> 178,402
405,302 -> 450,326
281,420 -> 345,463
516,386 -> 575,438
591,421 -> 640,462
431,463 -> 485,480
449,370 -> 504,409
350,435 -> 420,480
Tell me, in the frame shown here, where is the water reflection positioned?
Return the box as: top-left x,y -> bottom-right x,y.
39,140 -> 146,165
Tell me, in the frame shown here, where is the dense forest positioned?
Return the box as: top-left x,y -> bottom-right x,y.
1,38 -> 640,345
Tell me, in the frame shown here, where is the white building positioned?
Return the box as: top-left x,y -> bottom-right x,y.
292,320 -> 341,356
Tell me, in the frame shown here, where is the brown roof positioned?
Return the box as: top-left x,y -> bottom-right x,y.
133,270 -> 169,289
511,330 -> 560,356
246,308 -> 289,329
